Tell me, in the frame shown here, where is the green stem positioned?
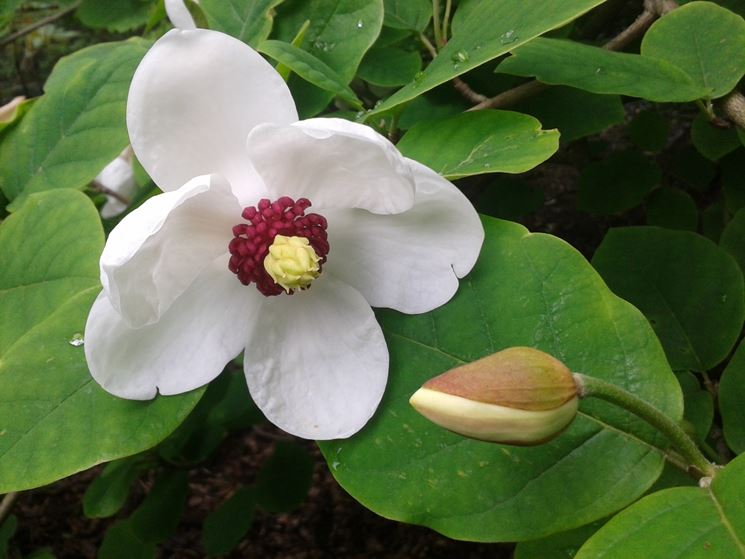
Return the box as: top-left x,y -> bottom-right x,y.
432,0 -> 443,47
442,0 -> 452,41
574,373 -> 717,478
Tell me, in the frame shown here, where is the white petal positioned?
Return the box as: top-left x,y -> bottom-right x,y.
323,159 -> 484,314
127,28 -> 297,203
165,0 -> 196,29
244,275 -> 388,440
101,174 -> 241,328
85,258 -> 260,399
96,156 -> 137,218
246,118 -> 415,214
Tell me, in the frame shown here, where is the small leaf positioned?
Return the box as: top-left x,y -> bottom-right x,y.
199,0 -> 284,47
721,207 -> 745,276
258,40 -> 362,107
474,176 -> 544,220
676,371 -> 713,442
98,521 -> 155,559
719,339 -> 745,454
514,520 -> 604,559
397,110 -> 559,179
383,0 -> 431,31
578,151 -> 660,215
497,38 -> 707,102
76,0 -> 152,32
369,0 -> 608,116
575,453 -> 745,558
691,113 -> 741,161
130,470 -> 189,544
514,86 -> 624,143
644,188 -> 698,231
83,457 -> 146,518
202,487 -> 257,557
641,1 -> 745,99
592,227 -> 745,372
722,152 -> 745,213
357,47 -> 421,87
668,146 -> 716,191
254,441 -> 314,513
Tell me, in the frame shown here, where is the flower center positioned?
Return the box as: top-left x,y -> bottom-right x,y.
228,196 -> 329,296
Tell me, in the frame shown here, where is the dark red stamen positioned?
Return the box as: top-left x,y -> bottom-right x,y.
228,196 -> 329,296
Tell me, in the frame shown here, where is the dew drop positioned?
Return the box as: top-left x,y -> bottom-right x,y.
722,294 -> 728,303
356,19 -> 364,28
69,333 -> 84,347
331,460 -> 341,470
595,66 -> 606,75
451,50 -> 469,64
499,30 -> 519,45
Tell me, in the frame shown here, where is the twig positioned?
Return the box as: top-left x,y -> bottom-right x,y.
90,180 -> 131,206
722,91 -> 745,129
419,32 -> 437,60
0,492 -> 19,526
468,0 -> 678,111
452,77 -> 488,103
0,1 -> 82,47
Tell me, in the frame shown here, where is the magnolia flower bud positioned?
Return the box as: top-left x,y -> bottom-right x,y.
409,347 -> 579,445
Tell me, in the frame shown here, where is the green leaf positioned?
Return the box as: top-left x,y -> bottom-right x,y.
258,40 -> 362,107
592,227 -> 745,372
357,46 -> 421,87
578,151 -> 661,215
691,113 -> 741,161
702,198 -> 727,243
202,487 -> 257,557
720,339 -> 745,454
497,38 -> 707,102
130,470 -> 189,543
0,515 -> 17,559
640,1 -> 745,99
721,207 -> 745,276
383,0 -> 431,31
368,0 -> 607,117
0,39 -> 150,211
199,0 -> 284,46
669,146 -> 716,191
397,110 -> 559,179
644,188 -> 698,232
629,110 -> 670,152
274,0 -> 383,117
676,371 -> 713,442
76,0 -> 152,32
0,190 -> 202,493
254,441 -> 314,513
575,453 -> 745,558
83,457 -> 146,518
514,521 -> 604,559
722,152 -> 745,213
514,86 -> 624,143
319,217 -> 682,542
98,521 -> 155,559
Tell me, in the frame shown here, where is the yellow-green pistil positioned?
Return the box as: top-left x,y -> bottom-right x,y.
263,234 -> 321,292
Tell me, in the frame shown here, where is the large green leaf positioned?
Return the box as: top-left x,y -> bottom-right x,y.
382,0 -> 431,32
720,340 -> 745,454
497,38 -> 707,102
592,227 -> 745,372
641,1 -> 745,99
0,190 -> 202,493
0,39 -> 149,211
396,110 -> 559,179
258,40 -> 362,107
319,217 -> 682,542
368,0 -> 607,117
274,0 -> 384,116
199,0 -> 285,47
575,453 -> 745,558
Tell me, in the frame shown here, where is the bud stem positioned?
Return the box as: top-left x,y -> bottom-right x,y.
573,373 -> 717,478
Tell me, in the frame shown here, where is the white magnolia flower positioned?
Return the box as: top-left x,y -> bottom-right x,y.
95,147 -> 137,218
84,27 -> 484,440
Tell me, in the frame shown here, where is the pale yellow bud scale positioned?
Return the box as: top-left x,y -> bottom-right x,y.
263,235 -> 321,292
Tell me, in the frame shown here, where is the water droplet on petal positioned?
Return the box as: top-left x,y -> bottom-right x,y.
499,30 -> 519,45
69,333 -> 84,347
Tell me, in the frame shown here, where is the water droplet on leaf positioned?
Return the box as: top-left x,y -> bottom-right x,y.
69,333 -> 84,347
451,50 -> 469,64
356,20 -> 364,28
595,66 -> 606,75
499,30 -> 519,45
